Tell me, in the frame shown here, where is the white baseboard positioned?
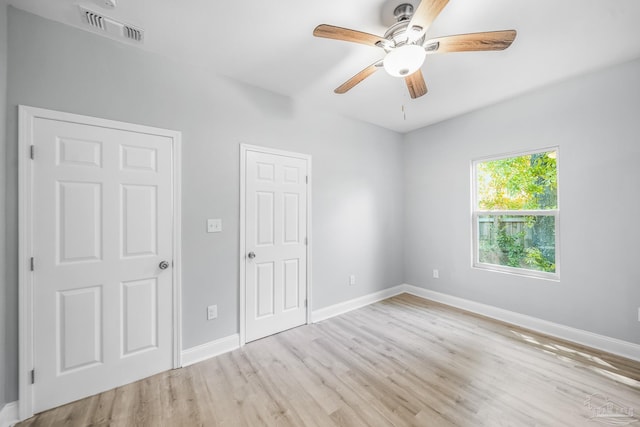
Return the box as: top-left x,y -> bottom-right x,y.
312,285 -> 404,323
308,283 -> 640,362
401,284 -> 640,362
181,334 -> 240,367
0,401 -> 18,427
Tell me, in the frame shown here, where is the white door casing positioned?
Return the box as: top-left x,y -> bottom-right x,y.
18,106 -> 182,418
240,145 -> 311,343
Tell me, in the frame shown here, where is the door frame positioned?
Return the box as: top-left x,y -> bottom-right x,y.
17,105 -> 183,420
239,144 -> 312,345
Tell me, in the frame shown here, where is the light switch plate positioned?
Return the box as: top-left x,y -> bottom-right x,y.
207,219 -> 222,233
207,305 -> 218,320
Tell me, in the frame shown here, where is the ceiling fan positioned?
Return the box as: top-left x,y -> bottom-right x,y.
313,0 -> 516,99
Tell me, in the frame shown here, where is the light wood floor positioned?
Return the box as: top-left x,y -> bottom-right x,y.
19,294 -> 640,426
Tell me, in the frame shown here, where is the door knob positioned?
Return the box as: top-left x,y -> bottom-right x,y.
247,252 -> 256,259
159,260 -> 170,270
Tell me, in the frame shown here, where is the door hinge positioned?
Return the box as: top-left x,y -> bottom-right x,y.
30,257 -> 35,271
305,175 -> 308,184
304,237 -> 308,246
304,299 -> 308,308
30,145 -> 35,160
30,369 -> 35,384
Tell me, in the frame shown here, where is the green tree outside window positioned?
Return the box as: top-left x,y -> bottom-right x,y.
475,150 -> 558,275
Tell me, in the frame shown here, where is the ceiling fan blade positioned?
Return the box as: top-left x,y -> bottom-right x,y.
407,0 -> 449,39
425,30 -> 517,53
314,24 -> 386,48
335,61 -> 383,94
405,69 -> 428,99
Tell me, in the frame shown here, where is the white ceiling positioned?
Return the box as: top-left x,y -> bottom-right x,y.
8,0 -> 640,133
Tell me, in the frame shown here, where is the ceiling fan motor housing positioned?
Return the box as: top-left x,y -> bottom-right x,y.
382,2 -> 426,49
394,4 -> 414,21
381,0 -> 421,27
384,20 -> 425,49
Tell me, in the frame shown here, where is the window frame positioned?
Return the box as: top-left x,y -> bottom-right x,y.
471,147 -> 560,281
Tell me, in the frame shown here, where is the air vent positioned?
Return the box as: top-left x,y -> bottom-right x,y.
84,10 -> 106,30
79,6 -> 144,43
124,25 -> 143,42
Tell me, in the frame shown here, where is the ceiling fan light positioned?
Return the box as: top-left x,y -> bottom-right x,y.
383,44 -> 426,77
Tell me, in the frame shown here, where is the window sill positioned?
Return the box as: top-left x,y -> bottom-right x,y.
472,263 -> 560,282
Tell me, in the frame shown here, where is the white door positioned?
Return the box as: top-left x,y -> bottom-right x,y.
28,112 -> 176,413
243,147 -> 310,342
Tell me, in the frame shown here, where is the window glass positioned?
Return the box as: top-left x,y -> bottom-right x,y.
478,215 -> 556,273
473,149 -> 558,279
476,151 -> 557,210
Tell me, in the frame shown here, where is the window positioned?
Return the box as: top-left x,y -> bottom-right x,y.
472,148 -> 558,279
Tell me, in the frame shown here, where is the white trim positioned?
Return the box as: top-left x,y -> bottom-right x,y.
472,145 -> 560,164
239,145 -> 247,345
312,286 -> 405,323
310,283 -> 640,362
18,106 -> 35,420
18,105 -> 183,420
306,163 -> 313,326
474,210 -> 557,216
172,126 -> 183,369
0,402 -> 19,427
239,144 -> 312,345
180,334 -> 240,367
402,284 -> 640,362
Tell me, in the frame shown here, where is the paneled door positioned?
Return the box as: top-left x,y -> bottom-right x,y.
242,146 -> 310,343
22,107 -> 179,414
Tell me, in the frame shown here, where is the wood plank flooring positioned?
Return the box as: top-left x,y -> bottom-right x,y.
18,294 -> 640,426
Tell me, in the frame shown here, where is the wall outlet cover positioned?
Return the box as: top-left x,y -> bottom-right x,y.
207,219 -> 222,233
207,305 -> 218,320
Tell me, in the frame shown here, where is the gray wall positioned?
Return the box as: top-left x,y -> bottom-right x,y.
4,2 -> 640,410
0,0 -> 8,411
404,58 -> 640,345
2,8 -> 404,402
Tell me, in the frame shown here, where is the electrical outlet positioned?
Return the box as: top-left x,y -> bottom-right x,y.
433,269 -> 439,279
207,219 -> 222,233
349,274 -> 356,286
207,305 -> 218,320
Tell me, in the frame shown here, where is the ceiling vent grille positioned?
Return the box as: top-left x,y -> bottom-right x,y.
124,25 -> 143,42
84,10 -> 106,30
79,6 -> 144,43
